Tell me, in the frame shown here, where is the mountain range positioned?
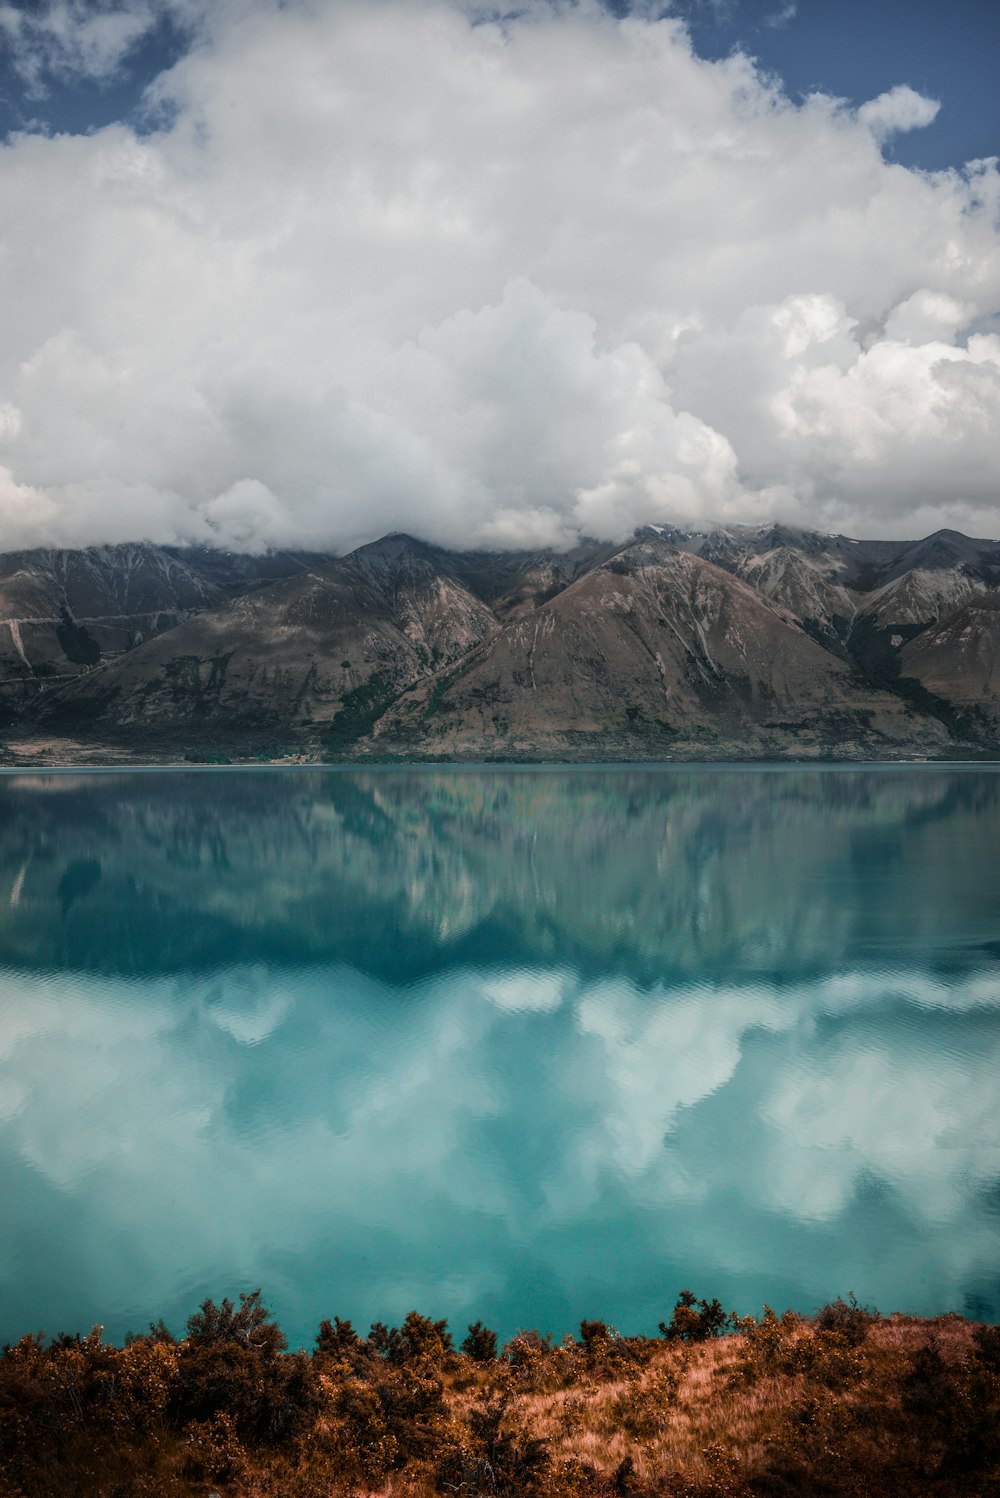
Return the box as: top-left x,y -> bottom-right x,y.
0,524 -> 998,763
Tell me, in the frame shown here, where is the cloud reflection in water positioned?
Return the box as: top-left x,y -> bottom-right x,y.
1,948 -> 998,1346
1,766 -> 999,1344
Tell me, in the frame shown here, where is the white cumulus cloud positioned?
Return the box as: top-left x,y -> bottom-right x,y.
858,84 -> 941,140
0,0 -> 166,90
0,0 -> 996,554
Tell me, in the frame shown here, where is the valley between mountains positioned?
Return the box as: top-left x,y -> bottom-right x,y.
0,524 -> 998,764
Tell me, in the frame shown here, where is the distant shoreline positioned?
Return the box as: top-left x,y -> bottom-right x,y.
1,747 -> 999,774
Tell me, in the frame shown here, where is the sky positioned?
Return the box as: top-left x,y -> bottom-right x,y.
0,0 -> 997,554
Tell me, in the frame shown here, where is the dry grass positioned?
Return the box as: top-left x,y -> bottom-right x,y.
385,1315 -> 998,1498
1,1311 -> 997,1498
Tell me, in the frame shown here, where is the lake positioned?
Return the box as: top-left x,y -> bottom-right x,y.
0,765 -> 998,1350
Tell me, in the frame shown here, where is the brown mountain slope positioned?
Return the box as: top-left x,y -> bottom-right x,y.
0,543 -> 314,727
447,538 -> 621,618
900,596 -> 1000,738
668,526 -> 1000,738
0,545 -> 227,716
679,524 -> 1000,655
686,525 -> 865,646
364,537 -> 951,760
35,536 -> 499,750
8,525 -> 999,762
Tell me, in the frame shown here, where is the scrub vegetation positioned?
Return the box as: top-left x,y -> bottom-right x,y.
1,1290 -> 998,1497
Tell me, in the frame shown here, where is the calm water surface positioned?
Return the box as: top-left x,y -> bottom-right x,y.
0,766 -> 999,1348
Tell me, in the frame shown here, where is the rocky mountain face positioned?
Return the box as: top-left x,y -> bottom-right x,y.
30,536 -> 499,750
375,536 -> 951,760
2,523 -> 998,762
0,544 -> 316,723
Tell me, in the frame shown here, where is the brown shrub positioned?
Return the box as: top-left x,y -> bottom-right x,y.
814,1292 -> 879,1347
434,1387 -> 550,1498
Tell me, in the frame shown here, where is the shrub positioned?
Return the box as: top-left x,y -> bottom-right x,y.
368,1310 -> 454,1366
91,1336 -> 181,1433
185,1287 -> 285,1355
173,1339 -> 319,1444
730,1305 -> 807,1383
0,1332 -> 79,1477
463,1320 -> 499,1362
0,1326 -> 183,1494
659,1290 -> 729,1343
500,1330 -> 563,1393
504,1329 -> 551,1366
183,1408 -> 248,1483
579,1319 -> 611,1352
608,1367 -> 680,1440
314,1315 -> 366,1367
173,1289 -> 319,1444
900,1337 -> 954,1425
972,1321 -> 1000,1375
321,1373 -> 401,1485
814,1292 -> 879,1347
576,1320 -> 649,1381
435,1388 -> 549,1498
901,1336 -> 1000,1479
330,1359 -> 450,1477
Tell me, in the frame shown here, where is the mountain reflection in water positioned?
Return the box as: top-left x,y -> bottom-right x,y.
0,767 -> 998,1346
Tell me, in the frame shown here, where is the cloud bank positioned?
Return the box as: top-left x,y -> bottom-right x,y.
0,0 -> 998,553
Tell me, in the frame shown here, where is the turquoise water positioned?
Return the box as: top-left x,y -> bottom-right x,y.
0,766 -> 998,1349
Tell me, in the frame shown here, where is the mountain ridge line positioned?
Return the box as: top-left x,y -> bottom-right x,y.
0,522 -> 998,764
